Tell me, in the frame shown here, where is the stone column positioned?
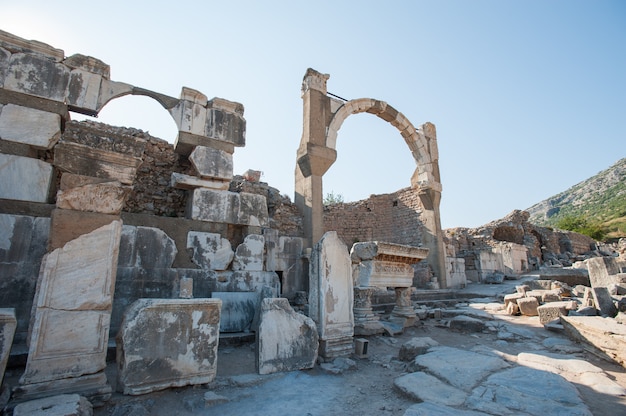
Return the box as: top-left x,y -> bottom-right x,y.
391,287 -> 417,327
295,69 -> 336,248
309,232 -> 354,360
353,287 -> 384,336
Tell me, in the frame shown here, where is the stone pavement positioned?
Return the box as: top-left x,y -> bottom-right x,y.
88,272 -> 626,416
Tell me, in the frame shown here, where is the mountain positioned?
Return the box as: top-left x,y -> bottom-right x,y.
526,158 -> 626,240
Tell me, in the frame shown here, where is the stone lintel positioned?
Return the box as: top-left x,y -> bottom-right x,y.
354,260 -> 414,288
53,142 -> 142,185
351,241 -> 429,264
0,88 -> 70,119
170,172 -> 229,191
174,131 -> 235,157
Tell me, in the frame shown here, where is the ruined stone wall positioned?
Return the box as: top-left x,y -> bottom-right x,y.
323,187 -> 425,247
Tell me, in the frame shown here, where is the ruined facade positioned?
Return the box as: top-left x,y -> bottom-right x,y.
1,29 -> 616,409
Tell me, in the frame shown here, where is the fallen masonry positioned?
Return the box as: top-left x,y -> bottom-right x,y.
0,28 -> 625,415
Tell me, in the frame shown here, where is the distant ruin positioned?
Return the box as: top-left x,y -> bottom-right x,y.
0,29 -> 619,411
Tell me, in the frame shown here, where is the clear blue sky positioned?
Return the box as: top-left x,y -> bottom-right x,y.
2,1 -> 624,228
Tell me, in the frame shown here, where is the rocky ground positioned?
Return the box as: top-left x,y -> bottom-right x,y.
89,277 -> 626,416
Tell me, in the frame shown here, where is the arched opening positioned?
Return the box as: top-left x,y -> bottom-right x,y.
70,95 -> 179,143
324,113 -> 416,203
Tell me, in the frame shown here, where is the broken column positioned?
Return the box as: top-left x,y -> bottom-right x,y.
116,298 -> 222,395
256,298 -> 318,374
351,241 -> 429,329
309,232 -> 354,360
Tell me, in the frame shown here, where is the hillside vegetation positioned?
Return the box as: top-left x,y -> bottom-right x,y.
526,158 -> 626,241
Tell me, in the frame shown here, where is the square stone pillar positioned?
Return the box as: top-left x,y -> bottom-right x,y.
309,232 -> 353,360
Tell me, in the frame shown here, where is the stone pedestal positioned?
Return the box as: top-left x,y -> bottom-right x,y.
351,242 -> 428,329
391,287 -> 417,327
353,287 -> 384,336
309,232 -> 354,360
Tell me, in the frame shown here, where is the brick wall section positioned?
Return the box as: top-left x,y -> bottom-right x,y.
323,187 -> 426,247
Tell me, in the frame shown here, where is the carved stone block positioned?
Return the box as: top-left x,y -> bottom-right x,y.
257,298 -> 318,374
116,298 -> 222,395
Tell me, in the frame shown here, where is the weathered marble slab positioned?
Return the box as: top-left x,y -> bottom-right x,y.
20,220 -> 122,386
561,316 -> 626,368
116,298 -> 222,395
186,231 -> 233,270
587,257 -> 620,288
178,270 -> 280,297
188,188 -> 268,226
0,308 -> 16,387
233,234 -> 264,271
3,53 -> 70,101
119,225 -> 177,269
56,180 -> 129,215
309,232 -> 353,359
0,153 -> 52,203
257,298 -> 318,374
0,104 -> 61,149
189,146 -> 233,181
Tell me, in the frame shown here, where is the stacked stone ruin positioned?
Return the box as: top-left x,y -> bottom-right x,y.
1,28 -> 625,413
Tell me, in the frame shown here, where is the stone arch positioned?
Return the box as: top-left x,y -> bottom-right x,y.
325,98 -> 440,192
295,68 -> 446,287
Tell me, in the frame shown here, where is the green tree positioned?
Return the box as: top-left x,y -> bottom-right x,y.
323,191 -> 344,206
556,215 -> 607,241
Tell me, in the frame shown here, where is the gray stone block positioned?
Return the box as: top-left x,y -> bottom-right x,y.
189,146 -> 233,180
4,53 -> 70,101
256,298 -> 318,375
116,298 -> 222,395
0,104 -> 61,149
587,257 -> 620,288
233,234 -> 264,271
0,154 -> 52,202
186,231 -> 234,270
